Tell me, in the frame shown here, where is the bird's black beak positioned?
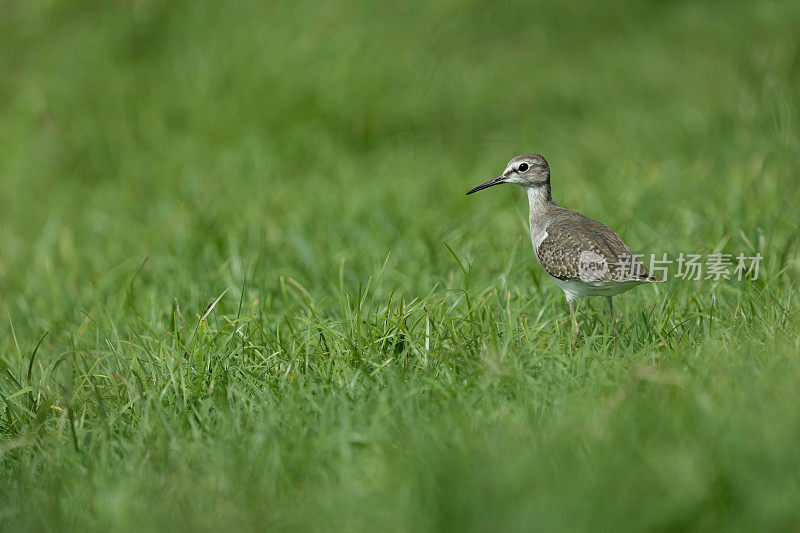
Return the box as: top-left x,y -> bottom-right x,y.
466,175 -> 506,195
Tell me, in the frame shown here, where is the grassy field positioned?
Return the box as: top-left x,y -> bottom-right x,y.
2,0 -> 800,530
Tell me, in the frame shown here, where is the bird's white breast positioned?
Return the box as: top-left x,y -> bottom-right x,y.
531,227 -> 549,251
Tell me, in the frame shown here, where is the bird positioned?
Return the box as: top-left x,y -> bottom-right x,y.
467,153 -> 663,342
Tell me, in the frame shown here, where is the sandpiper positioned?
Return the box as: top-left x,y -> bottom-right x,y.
467,153 -> 662,342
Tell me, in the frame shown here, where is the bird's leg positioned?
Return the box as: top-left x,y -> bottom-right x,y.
568,299 -> 579,344
606,296 -> 618,334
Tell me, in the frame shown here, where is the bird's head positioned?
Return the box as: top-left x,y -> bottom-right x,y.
466,153 -> 550,195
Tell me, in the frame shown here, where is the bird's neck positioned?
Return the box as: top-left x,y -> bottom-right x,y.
526,182 -> 554,217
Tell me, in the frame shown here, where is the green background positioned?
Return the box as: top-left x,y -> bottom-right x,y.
1,0 -> 799,530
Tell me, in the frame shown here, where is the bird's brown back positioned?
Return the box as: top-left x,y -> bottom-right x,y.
535,206 -> 662,282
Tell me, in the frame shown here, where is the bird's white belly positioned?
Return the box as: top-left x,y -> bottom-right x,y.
552,277 -> 641,302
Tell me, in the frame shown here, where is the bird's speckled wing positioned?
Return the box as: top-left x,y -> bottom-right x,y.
535,208 -> 661,282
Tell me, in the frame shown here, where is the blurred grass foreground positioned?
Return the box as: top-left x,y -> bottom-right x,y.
1,0 -> 800,530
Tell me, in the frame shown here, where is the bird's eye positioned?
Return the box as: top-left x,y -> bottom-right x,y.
517,163 -> 529,172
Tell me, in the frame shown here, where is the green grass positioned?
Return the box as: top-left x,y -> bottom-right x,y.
2,0 -> 800,530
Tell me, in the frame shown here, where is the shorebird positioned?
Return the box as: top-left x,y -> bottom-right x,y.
467,153 -> 662,342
